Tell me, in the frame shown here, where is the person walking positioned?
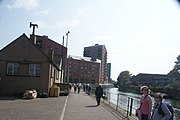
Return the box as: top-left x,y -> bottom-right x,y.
85,84 -> 89,94
95,85 -> 103,106
74,84 -> 77,93
136,86 -> 152,120
88,85 -> 92,95
151,92 -> 172,120
78,84 -> 81,94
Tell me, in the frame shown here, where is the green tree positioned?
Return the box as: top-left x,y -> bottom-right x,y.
174,55 -> 180,71
167,55 -> 180,90
117,70 -> 132,91
168,69 -> 180,79
168,55 -> 180,80
165,81 -> 180,90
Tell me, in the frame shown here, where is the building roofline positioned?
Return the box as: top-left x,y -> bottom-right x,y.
0,33 -> 60,71
0,33 -> 28,51
137,73 -> 168,76
68,55 -> 101,63
35,35 -> 67,49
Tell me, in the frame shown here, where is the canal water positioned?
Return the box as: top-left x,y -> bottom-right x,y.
106,87 -> 180,120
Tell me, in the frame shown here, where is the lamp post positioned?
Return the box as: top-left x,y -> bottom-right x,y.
66,31 -> 70,48
60,36 -> 64,83
66,31 -> 70,83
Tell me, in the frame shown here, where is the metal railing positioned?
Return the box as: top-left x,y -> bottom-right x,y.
102,91 -> 138,118
98,91 -> 180,120
89,87 -> 137,118
76,85 -> 180,120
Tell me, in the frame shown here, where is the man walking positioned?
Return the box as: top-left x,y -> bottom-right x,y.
95,85 -> 103,106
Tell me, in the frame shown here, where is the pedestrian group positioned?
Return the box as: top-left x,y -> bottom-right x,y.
136,85 -> 173,120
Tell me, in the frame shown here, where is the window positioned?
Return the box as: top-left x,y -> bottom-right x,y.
29,64 -> 40,76
48,46 -> 53,57
56,70 -> 59,79
51,66 -> 55,78
54,48 -> 58,53
7,63 -> 19,75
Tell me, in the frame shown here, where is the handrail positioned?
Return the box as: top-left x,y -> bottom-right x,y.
93,90 -> 180,119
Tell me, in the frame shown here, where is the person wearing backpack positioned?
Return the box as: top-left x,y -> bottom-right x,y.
151,92 -> 172,120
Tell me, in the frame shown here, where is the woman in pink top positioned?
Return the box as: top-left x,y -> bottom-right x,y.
138,86 -> 152,120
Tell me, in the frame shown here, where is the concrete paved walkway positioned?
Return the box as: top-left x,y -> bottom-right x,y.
63,92 -> 128,120
0,91 -> 135,120
0,96 -> 67,120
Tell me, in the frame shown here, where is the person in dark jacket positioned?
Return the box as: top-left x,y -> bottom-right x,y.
95,85 -> 103,106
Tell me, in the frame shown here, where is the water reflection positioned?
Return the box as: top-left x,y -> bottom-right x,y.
106,88 -> 180,120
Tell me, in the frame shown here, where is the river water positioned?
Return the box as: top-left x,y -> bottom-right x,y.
105,87 -> 180,120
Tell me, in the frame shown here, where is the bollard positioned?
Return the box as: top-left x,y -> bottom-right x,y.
129,98 -> 133,116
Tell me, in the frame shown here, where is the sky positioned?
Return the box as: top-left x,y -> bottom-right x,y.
1,0 -> 180,81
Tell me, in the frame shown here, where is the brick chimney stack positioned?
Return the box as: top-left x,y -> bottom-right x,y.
29,22 -> 38,44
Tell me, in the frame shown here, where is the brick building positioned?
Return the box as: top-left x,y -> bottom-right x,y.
107,63 -> 111,81
33,35 -> 67,83
66,55 -> 100,85
131,73 -> 172,86
83,44 -> 108,84
0,33 -> 66,96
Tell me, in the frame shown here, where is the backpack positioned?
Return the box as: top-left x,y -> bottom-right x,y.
158,102 -> 174,120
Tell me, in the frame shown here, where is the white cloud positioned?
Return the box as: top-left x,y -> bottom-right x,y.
94,35 -> 110,41
29,19 -> 80,33
34,20 -> 46,28
6,0 -> 39,11
122,32 -> 154,48
50,19 -> 80,30
60,19 -> 80,28
36,9 -> 50,16
78,4 -> 92,16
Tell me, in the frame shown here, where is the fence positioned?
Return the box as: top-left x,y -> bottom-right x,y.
89,87 -> 139,119
98,90 -> 180,120
101,91 -> 138,119
86,86 -> 180,119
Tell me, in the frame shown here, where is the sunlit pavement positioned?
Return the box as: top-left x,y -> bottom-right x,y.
63,92 -> 128,120
0,91 -> 133,120
0,96 -> 67,120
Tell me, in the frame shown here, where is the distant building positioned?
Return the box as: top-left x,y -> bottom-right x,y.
66,55 -> 100,85
0,33 -> 66,96
83,44 -> 108,84
107,63 -> 111,82
131,73 -> 172,86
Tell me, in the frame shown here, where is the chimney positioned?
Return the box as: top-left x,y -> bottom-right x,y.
29,22 -> 38,44
30,35 -> 37,44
